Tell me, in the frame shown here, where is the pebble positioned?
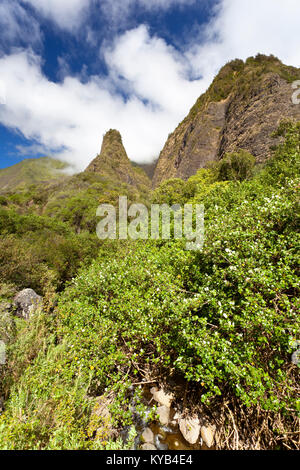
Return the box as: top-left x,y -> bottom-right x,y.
150,387 -> 174,408
201,425 -> 216,448
156,405 -> 170,426
178,415 -> 201,445
155,434 -> 169,450
141,427 -> 154,444
141,443 -> 156,450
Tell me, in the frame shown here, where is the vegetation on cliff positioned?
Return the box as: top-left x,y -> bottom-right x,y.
153,54 -> 300,186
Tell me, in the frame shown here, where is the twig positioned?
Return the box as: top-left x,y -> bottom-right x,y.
225,404 -> 239,450
132,379 -> 159,386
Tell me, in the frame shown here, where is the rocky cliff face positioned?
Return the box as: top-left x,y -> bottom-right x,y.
85,129 -> 150,188
153,55 -> 300,187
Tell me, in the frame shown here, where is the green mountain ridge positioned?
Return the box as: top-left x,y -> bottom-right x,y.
0,157 -> 71,194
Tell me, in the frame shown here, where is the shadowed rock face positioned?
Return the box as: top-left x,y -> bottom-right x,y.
85,129 -> 150,188
218,73 -> 300,162
153,55 -> 300,187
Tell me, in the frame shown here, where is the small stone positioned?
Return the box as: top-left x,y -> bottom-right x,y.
156,405 -> 170,426
161,425 -> 174,434
150,387 -> 174,408
291,350 -> 300,366
155,434 -> 168,450
0,302 -> 15,343
141,427 -> 154,444
201,425 -> 216,448
13,289 -> 42,320
141,443 -> 156,450
179,415 -> 201,445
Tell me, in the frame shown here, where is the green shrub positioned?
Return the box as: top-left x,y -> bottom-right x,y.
217,150 -> 256,182
150,178 -> 196,205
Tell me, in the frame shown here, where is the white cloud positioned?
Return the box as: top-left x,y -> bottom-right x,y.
22,0 -> 88,30
100,0 -> 197,24
105,26 -> 201,114
21,0 -> 197,31
1,0 -> 300,172
0,0 -> 41,47
0,35 -> 202,169
187,0 -> 300,81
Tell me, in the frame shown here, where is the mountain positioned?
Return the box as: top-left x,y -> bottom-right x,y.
85,129 -> 150,188
153,54 -> 300,186
132,159 -> 158,180
0,157 -> 70,194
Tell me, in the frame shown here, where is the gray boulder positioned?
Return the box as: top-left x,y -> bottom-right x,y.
13,289 -> 42,320
0,301 -> 15,343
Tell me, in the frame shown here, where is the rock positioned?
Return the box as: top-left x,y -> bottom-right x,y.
201,425 -> 216,448
291,349 -> 300,366
141,427 -> 154,444
150,387 -> 174,408
87,396 -> 116,442
13,289 -> 42,320
85,129 -> 151,188
0,302 -> 12,312
0,340 -> 6,365
179,415 -> 201,445
171,411 -> 180,425
160,425 -> 174,434
156,405 -> 170,426
0,302 -> 15,343
155,434 -> 168,450
141,443 -> 156,450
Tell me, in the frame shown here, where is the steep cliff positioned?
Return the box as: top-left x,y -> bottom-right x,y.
153,55 -> 300,186
85,129 -> 150,188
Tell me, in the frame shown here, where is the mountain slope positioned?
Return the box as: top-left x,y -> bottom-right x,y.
153,55 -> 300,186
0,157 -> 70,194
85,129 -> 150,188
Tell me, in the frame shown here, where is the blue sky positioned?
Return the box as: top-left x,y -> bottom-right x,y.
1,0 -> 300,171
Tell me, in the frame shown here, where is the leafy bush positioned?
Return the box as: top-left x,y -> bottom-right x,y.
0,209 -> 100,294
216,150 -> 256,182
150,178 -> 196,205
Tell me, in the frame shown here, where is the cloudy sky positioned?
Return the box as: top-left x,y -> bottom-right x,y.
0,0 -> 300,170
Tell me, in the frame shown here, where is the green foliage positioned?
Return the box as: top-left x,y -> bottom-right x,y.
266,120 -> 300,184
216,150 -> 256,182
0,208 -> 100,293
187,168 -> 228,202
150,178 -> 195,205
